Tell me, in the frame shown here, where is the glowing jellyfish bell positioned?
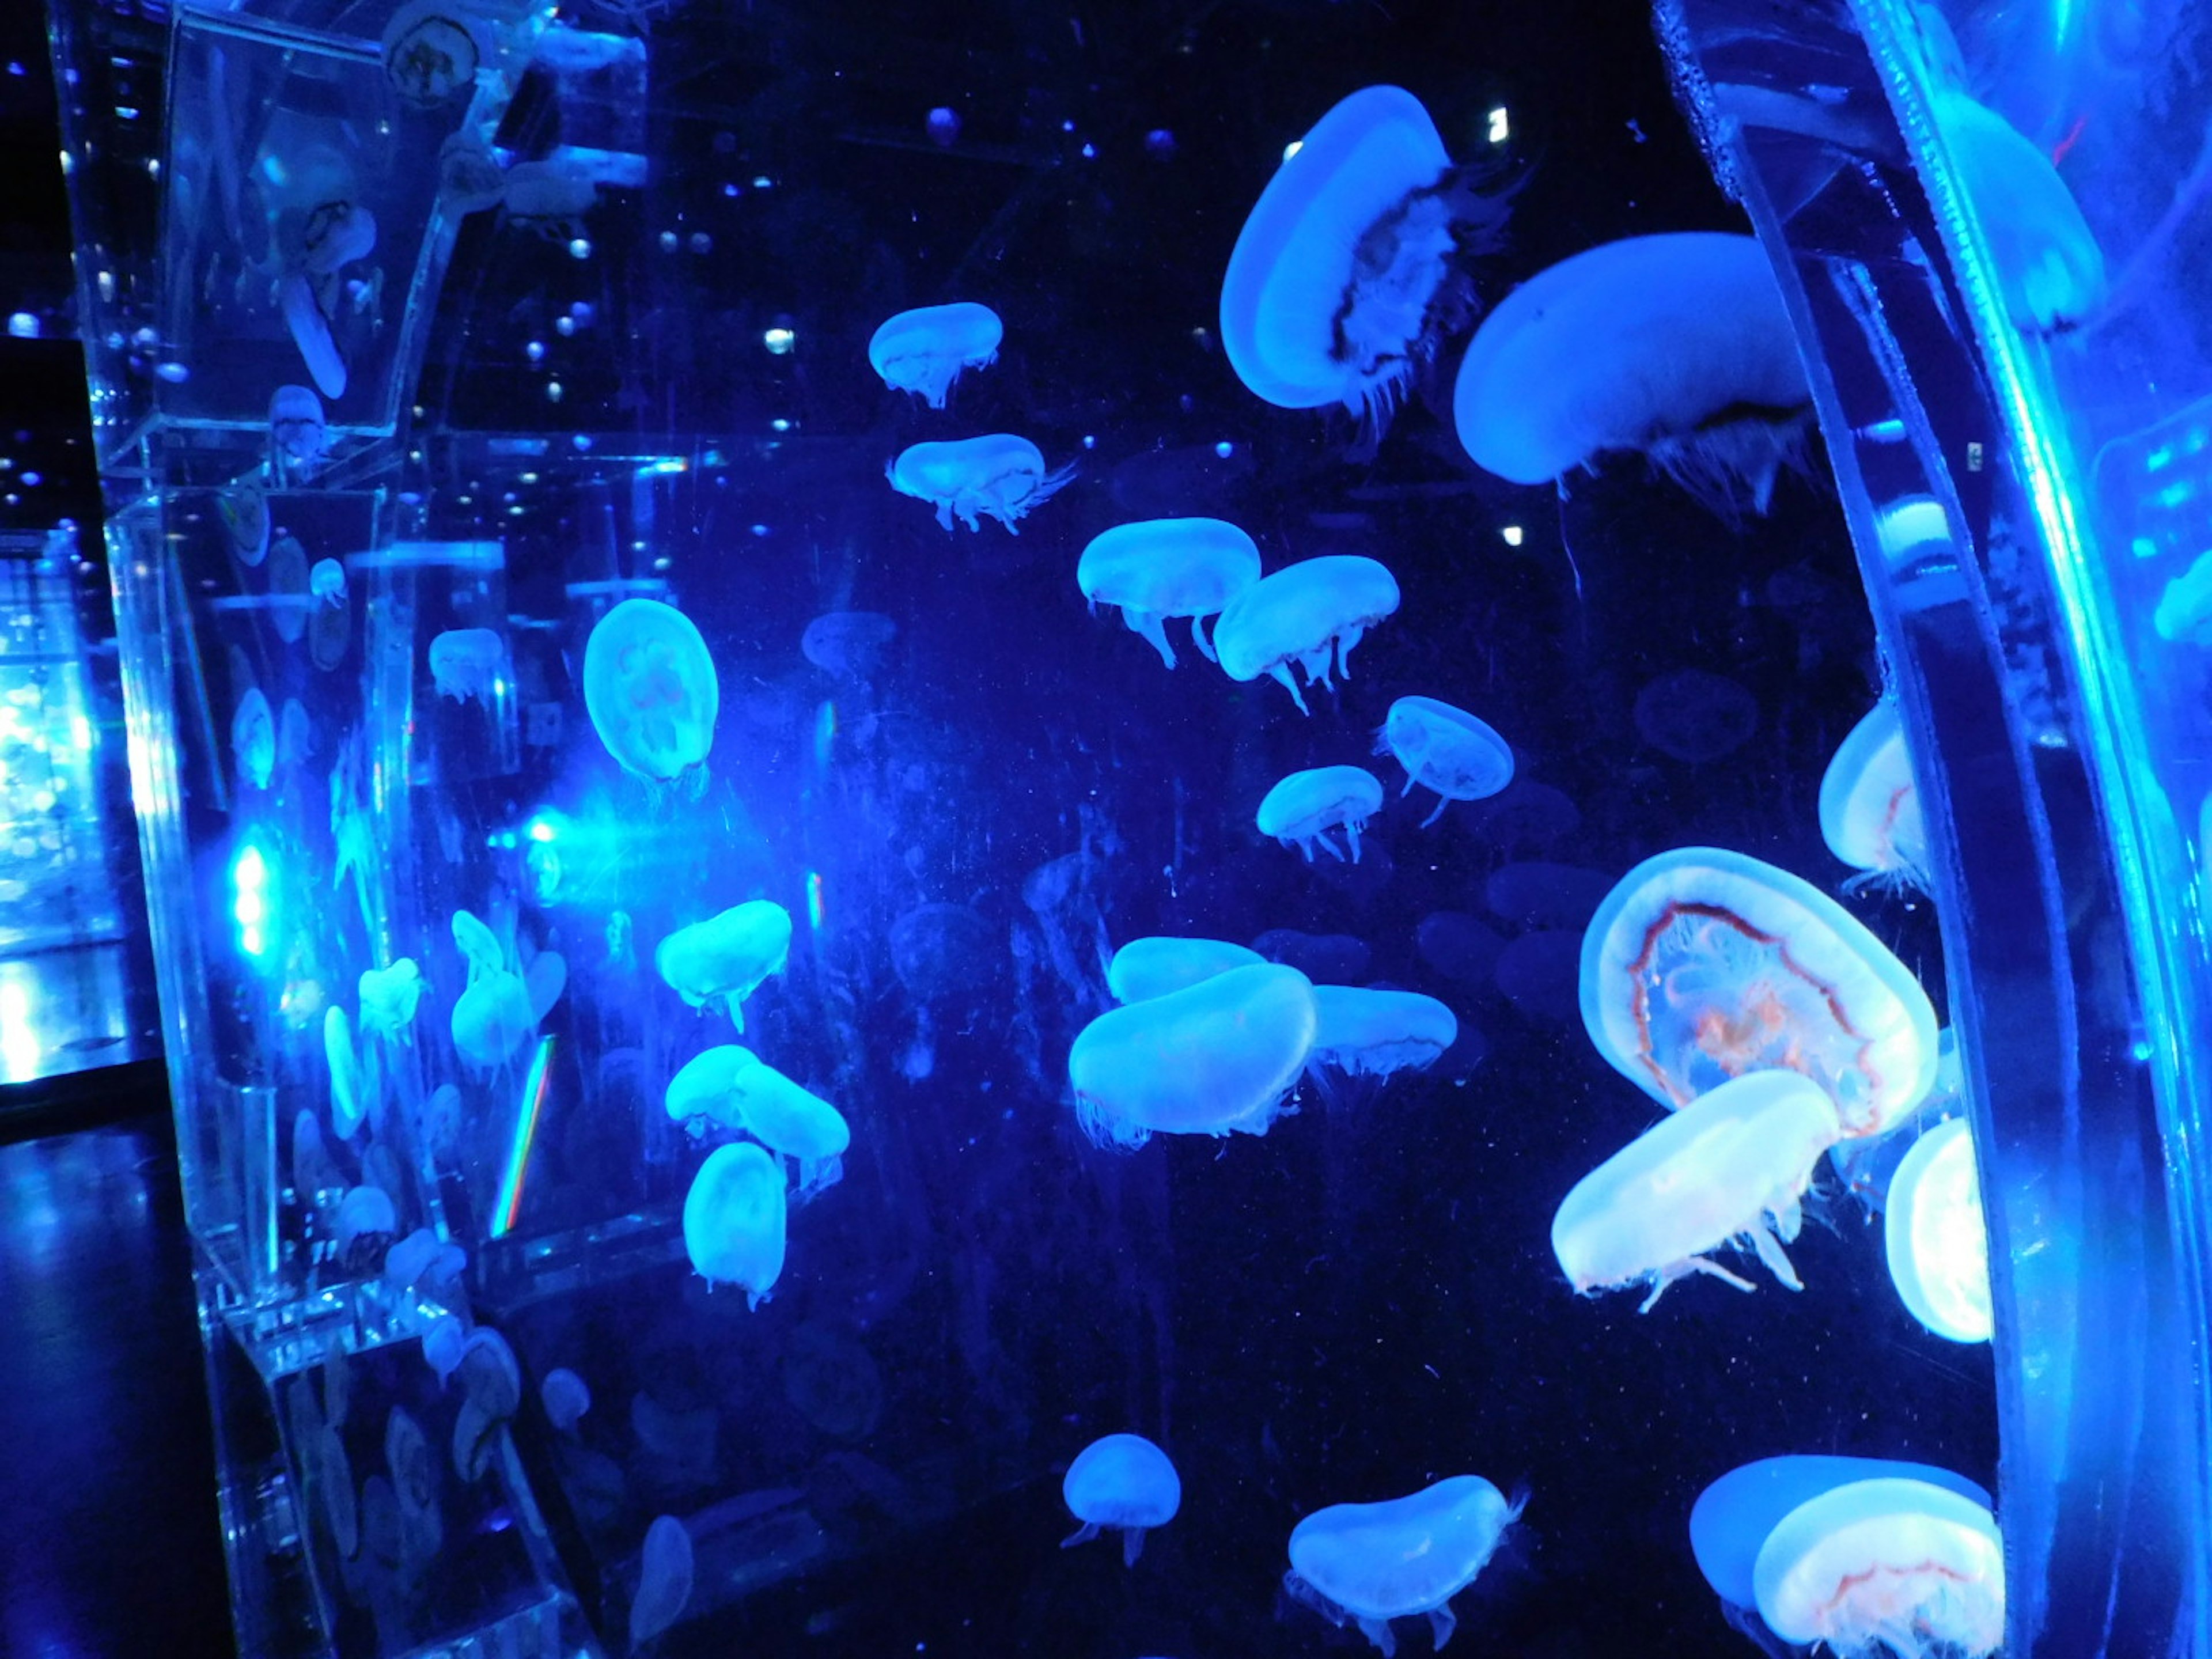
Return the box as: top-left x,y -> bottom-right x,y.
1453,233 -> 1812,520
1308,985 -> 1457,1079
1220,85 -> 1515,430
887,434 -> 1074,533
1214,555 -> 1400,714
1552,1070 -> 1842,1310
1068,963 -> 1318,1149
867,301 -> 1003,408
429,628 -> 506,705
663,1044 -> 751,1134
1885,1117 -> 1992,1343
1257,765 -> 1385,862
1820,699 -> 1929,893
721,1049 -> 851,1199
682,1141 -> 786,1307
1106,936 -> 1266,1004
1076,517 -> 1262,670
1579,846 -> 1939,1136
1931,89 -> 2104,334
655,900 -> 793,1030
1060,1433 -> 1181,1566
1284,1475 -> 1524,1657
1375,695 -> 1512,826
582,599 -> 719,787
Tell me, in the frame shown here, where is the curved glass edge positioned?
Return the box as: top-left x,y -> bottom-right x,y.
1656,1 -> 2209,1654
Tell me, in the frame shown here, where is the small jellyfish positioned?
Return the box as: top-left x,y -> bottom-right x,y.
722,1048 -> 851,1197
1256,765 -> 1385,862
801,610 -> 897,680
358,959 -> 423,1040
1107,936 -> 1266,1004
631,1513 -> 695,1646
1077,517 -> 1262,669
1820,699 -> 1929,892
422,1313 -> 467,1386
1932,89 -> 2104,334
1308,985 -> 1456,1078
1067,962 -> 1318,1149
582,598 -> 719,785
1284,1475 -> 1524,1657
1579,846 -> 1940,1135
1220,86 -> 1516,430
1374,696 -> 1512,825
1885,1118 -> 1991,1343
868,301 -> 1004,407
309,558 -> 347,608
1551,1070 -> 1842,1310
541,1367 -> 592,1433
1214,555 -> 1400,714
683,1141 -> 786,1306
1632,668 -> 1759,764
382,1227 -> 464,1296
1453,233 -> 1812,520
888,434 -> 1074,533
451,971 -> 535,1068
1061,1433 -> 1181,1567
654,900 -> 792,1029
382,0 -> 485,105
232,686 -> 276,791
325,1005 -> 363,1138
270,384 -> 328,474
429,628 -> 506,704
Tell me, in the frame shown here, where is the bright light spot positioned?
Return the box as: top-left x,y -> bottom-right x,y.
806,870 -> 826,930
1501,524 -> 1524,547
770,418 -> 791,432
6,313 -> 36,338
763,326 -> 796,354
525,340 -> 545,363
567,237 -> 592,259
1214,441 -> 1234,459
0,975 -> 32,1081
1487,106 -> 1510,144
751,175 -> 773,188
1282,139 -> 1304,162
528,817 -> 558,843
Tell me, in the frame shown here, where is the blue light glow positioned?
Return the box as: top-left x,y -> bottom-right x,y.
806,871 -> 825,931
230,839 -> 274,960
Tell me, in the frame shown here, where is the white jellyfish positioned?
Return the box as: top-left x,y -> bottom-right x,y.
383,0 -> 486,105
1076,517 -> 1263,669
270,384 -> 328,476
429,628 -> 506,704
682,1141 -> 786,1306
1061,1433 -> 1181,1566
1820,699 -> 1929,893
664,1044 -> 751,1134
1105,936 -> 1266,1004
1214,555 -> 1400,714
868,301 -> 1004,407
1256,765 -> 1385,862
310,558 -> 347,608
654,900 -> 792,1029
1885,1117 -> 1992,1343
1374,696 -> 1514,825
1284,1475 -> 1525,1657
887,434 -> 1075,533
1308,985 -> 1457,1078
1930,89 -> 2104,334
722,1052 -> 851,1199
358,959 -> 423,1040
582,598 -> 719,786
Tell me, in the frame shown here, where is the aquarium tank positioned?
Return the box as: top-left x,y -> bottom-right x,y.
44,0 -> 2212,1654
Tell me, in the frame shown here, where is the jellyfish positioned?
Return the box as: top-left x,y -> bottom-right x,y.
267,534 -> 311,644
1068,962 -> 1319,1149
683,1141 -> 786,1306
1219,85 -> 1516,430
1107,936 -> 1266,1003
439,130 -> 509,215
1819,700 -> 1929,892
868,301 -> 1003,407
654,900 -> 792,1029
382,1227 -> 464,1297
270,384 -> 328,474
631,1514 -> 695,1646
1076,517 -> 1263,669
1931,89 -> 2104,334
452,970 -> 535,1068
1885,1118 -> 1991,1343
1552,1070 -> 1843,1310
429,628 -> 506,704
664,1045 -> 751,1134
541,1368 -> 592,1433
2156,552 -> 2212,646
722,1050 -> 851,1197
582,597 -> 719,786
801,610 -> 897,680
422,1313 -> 467,1386
310,558 -> 347,608
1633,669 -> 1759,764
1309,986 -> 1457,1078
233,686 -> 276,790
887,434 -> 1074,533
277,698 -> 312,775
334,1183 -> 397,1266
358,959 -> 423,1040
1257,765 -> 1385,862
1061,1433 -> 1181,1566
1374,696 -> 1512,824
1580,846 -> 1940,1135
1283,1475 -> 1524,1657
1482,862 -> 1611,932
382,0 -> 485,105
1214,555 -> 1400,713
1453,233 -> 1812,520
326,1005 -> 364,1138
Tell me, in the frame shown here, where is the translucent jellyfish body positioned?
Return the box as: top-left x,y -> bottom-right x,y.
582,599 -> 719,785
309,558 -> 347,609
1552,1070 -> 1842,1310
655,900 -> 793,1029
1077,517 -> 1262,669
801,610 -> 896,679
270,384 -> 328,473
1453,233 -> 1810,518
1759,1477 -> 2003,1655
452,971 -> 535,1068
1309,986 -> 1457,1078
722,1049 -> 850,1197
1885,1118 -> 1991,1343
868,302 -> 1003,407
1284,1475 -> 1524,1657
630,1513 -> 695,1646
1257,765 -> 1384,862
1061,1433 -> 1181,1566
1067,962 -> 1319,1149
1579,847 -> 1939,1136
358,959 -> 423,1039
1107,936 -> 1265,1004
1214,555 -> 1400,714
233,687 -> 276,791
429,628 -> 506,704
1375,696 -> 1513,825
888,434 -> 1073,533
326,1005 -> 363,1138
1820,700 -> 1928,891
1933,89 -> 2104,334
541,1368 -> 590,1433
682,1141 -> 786,1306
664,1044 -> 751,1132
1220,85 -> 1512,427
382,0 -> 485,105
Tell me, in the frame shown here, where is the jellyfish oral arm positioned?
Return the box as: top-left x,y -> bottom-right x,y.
1641,1253 -> 1759,1313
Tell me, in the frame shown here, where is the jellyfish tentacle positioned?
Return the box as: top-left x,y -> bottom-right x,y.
1120,1526 -> 1145,1567
1191,612 -> 1219,663
1427,1605 -> 1457,1648
1059,1520 -> 1100,1550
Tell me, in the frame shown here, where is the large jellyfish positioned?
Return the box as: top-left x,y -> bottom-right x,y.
1067,962 -> 1319,1149
1885,1117 -> 1991,1343
1453,233 -> 1812,519
887,434 -> 1074,533
1759,1476 -> 2002,1656
1931,88 -> 2104,334
1283,1475 -> 1524,1657
1077,517 -> 1262,669
654,900 -> 792,1029
452,971 -> 535,1068
1552,1070 -> 1842,1310
1107,935 -> 1265,1003
630,1513 -> 696,1646
867,301 -> 1003,407
1308,985 -> 1457,1078
1820,699 -> 1928,892
682,1141 -> 786,1306
1579,846 -> 1940,1135
1214,555 -> 1400,714
664,1044 -> 751,1134
721,1048 -> 850,1198
1374,696 -> 1512,824
1060,1433 -> 1181,1566
1257,764 -> 1385,862
582,599 -> 719,786
1219,85 -> 1515,429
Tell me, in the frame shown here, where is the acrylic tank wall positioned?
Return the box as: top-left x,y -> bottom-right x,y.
46,0 -> 2212,1654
